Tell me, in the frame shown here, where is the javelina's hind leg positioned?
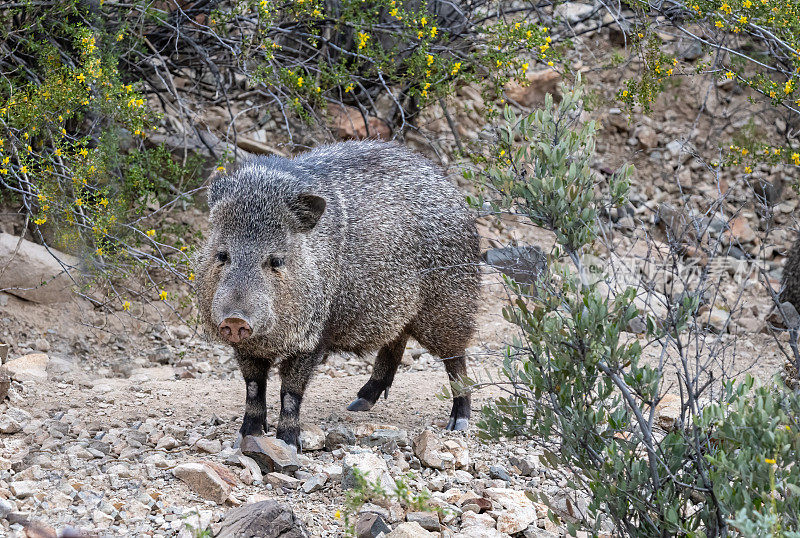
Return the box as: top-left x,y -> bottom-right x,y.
444,354 -> 471,431
348,333 -> 409,412
237,354 -> 270,440
276,352 -> 324,449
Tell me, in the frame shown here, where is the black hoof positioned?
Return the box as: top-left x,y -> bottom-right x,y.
276,427 -> 301,450
347,398 -> 374,412
446,417 -> 470,431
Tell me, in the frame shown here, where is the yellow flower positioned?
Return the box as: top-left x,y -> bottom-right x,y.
739,15 -> 747,23
0,169 -> 6,175
23,132 -> 28,140
765,458 -> 776,464
334,510 -> 341,519
427,54 -> 434,66
430,26 -> 437,37
96,248 -> 104,256
100,197 -> 108,207
743,0 -> 752,7
188,272 -> 195,281
744,166 -> 752,173
146,229 -> 156,237
420,16 -> 427,26
122,300 -> 130,311
75,198 -> 83,207
55,148 -> 62,156
357,32 -> 369,49
20,165 -> 28,174
389,7 -> 400,18
159,290 -> 168,301
34,217 -> 46,225
785,80 -> 794,94
792,153 -> 800,165
452,62 -> 462,75
547,61 -> 554,67
27,145 -> 32,153
726,71 -> 735,79
417,31 -> 424,39
1,157 -> 7,165
666,68 -> 673,76
345,84 -> 354,93
117,32 -> 124,41
715,20 -> 724,27
720,3 -> 731,13
79,148 -> 88,157
622,90 -> 628,97
77,73 -> 86,83
217,165 -> 225,171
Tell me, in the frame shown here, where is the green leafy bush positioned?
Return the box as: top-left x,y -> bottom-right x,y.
471,79 -> 800,536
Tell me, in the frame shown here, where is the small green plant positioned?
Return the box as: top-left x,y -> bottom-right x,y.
470,78 -> 800,536
341,468 -> 442,536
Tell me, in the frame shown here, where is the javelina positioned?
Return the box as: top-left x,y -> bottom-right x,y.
196,140 -> 480,447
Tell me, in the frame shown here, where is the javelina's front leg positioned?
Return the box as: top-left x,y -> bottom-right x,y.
276,352 -> 324,449
237,353 -> 271,438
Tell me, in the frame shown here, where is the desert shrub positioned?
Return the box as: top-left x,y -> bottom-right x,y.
0,0 -> 555,309
471,79 -> 800,536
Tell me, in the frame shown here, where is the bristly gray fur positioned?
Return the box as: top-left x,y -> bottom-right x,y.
195,140 -> 480,445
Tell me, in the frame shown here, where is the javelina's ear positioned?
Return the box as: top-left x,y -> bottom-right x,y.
208,175 -> 236,211
289,193 -> 326,232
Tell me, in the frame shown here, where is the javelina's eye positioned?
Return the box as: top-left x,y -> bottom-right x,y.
268,256 -> 285,270
216,251 -> 229,263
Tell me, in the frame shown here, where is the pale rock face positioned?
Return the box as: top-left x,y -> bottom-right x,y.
172,462 -> 231,504
0,233 -> 79,303
485,488 -> 537,534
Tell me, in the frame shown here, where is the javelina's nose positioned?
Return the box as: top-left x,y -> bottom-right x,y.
219,317 -> 252,343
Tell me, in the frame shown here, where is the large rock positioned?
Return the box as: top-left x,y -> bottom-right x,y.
0,233 -> 78,303
216,500 -> 310,538
0,406 -> 32,434
655,393 -> 682,431
412,430 -> 468,470
483,246 -> 547,286
555,1 -> 595,22
241,435 -> 300,474
1,353 -> 49,383
357,512 -> 392,538
172,462 -> 231,504
342,451 -> 395,492
504,70 -> 562,108
328,104 -> 391,141
386,522 -> 436,537
485,488 -> 537,534
299,424 -> 326,451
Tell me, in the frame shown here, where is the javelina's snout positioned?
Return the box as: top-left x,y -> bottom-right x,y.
219,316 -> 252,343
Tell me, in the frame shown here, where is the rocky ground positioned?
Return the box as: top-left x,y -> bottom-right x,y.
2,1 -> 799,536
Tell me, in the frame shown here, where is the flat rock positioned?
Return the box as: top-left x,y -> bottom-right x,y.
241,435 -> 300,474
554,1 -> 595,22
265,471 -> 300,490
485,488 -> 537,534
216,500 -> 310,538
2,353 -> 49,383
406,511 -> 441,531
357,512 -> 392,538
172,462 -> 231,504
342,451 -> 395,492
386,521 -> 436,537
0,406 -> 31,434
504,70 -> 562,108
0,233 -> 79,303
299,424 -> 326,451
10,480 -> 38,499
